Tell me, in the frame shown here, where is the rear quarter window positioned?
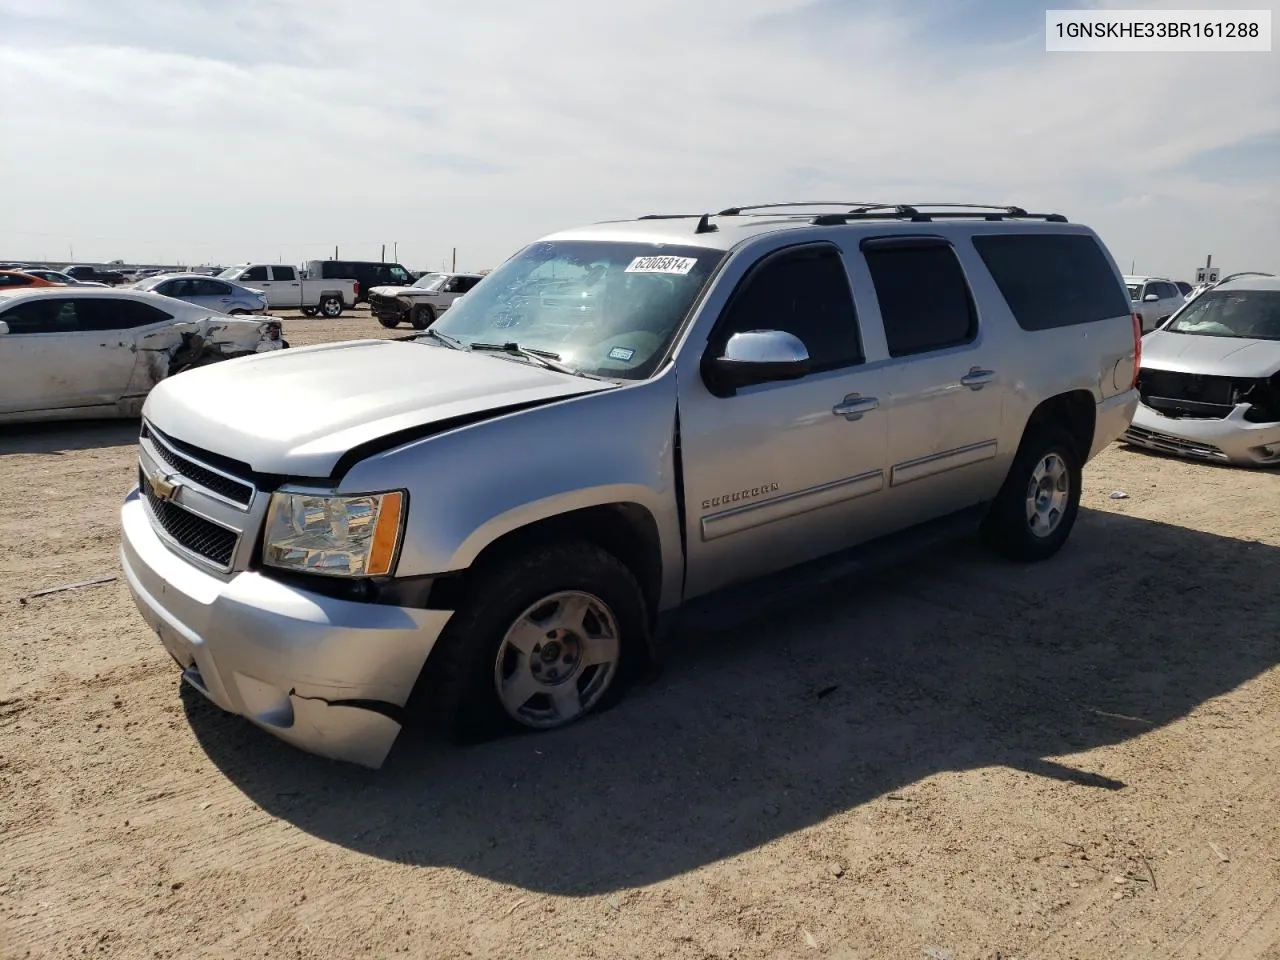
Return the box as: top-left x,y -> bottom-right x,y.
971,233 -> 1130,331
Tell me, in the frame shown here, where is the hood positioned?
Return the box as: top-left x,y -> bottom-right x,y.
369,285 -> 414,297
142,338 -> 613,477
1142,329 -> 1280,378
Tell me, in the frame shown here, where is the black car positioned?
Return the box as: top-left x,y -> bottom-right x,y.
64,264 -> 127,285
302,260 -> 414,303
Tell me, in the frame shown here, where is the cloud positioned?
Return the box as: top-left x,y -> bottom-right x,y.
0,0 -> 1276,278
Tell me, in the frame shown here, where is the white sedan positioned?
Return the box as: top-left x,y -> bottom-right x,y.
0,287 -> 286,423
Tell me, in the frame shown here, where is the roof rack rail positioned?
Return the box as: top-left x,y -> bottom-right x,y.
636,212 -> 718,233
1214,271 -> 1275,284
811,204 -> 1067,225
717,201 -> 888,216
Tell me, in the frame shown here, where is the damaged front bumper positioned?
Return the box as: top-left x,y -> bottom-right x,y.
1124,402 -> 1280,467
119,488 -> 452,767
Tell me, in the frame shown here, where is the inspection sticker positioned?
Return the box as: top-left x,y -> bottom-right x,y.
625,255 -> 698,275
608,346 -> 636,362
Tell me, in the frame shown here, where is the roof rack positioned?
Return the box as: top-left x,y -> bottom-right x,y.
634,202 -> 1068,232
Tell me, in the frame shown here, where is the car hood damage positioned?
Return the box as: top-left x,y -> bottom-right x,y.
1141,330 -> 1280,378
141,338 -> 614,477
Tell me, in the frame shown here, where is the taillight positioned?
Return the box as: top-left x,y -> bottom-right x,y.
1131,313 -> 1142,389
353,281 -> 360,297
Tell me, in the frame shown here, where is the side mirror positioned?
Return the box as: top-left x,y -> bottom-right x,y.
0,320 -> 9,335
705,330 -> 810,395
1143,293 -> 1160,302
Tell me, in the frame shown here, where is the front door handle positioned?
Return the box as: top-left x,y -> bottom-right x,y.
832,394 -> 879,420
960,367 -> 996,390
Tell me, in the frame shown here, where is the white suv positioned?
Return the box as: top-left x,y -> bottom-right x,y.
1124,275 -> 1185,332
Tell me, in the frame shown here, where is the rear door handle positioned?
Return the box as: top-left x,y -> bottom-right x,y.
832,394 -> 879,420
960,367 -> 996,390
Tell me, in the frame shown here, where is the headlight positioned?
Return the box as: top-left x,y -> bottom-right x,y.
262,491 -> 405,577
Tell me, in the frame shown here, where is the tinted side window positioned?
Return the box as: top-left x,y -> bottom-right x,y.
271,266 -> 297,281
193,279 -> 229,296
1,299 -> 79,333
0,274 -> 33,287
1158,282 -> 1178,299
971,233 -> 1130,331
863,241 -> 976,357
241,266 -> 268,281
714,245 -> 862,373
460,276 -> 482,292
76,299 -> 172,331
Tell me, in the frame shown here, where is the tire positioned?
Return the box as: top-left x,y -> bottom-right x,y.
981,424 -> 1082,562
319,295 -> 343,318
415,540 -> 648,744
228,308 -> 247,316
302,307 -> 318,317
410,304 -> 435,330
375,313 -> 400,329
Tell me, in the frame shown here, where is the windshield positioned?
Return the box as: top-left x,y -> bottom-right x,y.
1165,290 -> 1280,341
412,273 -> 447,291
216,266 -> 245,280
134,276 -> 165,291
1127,284 -> 1142,301
429,240 -> 725,380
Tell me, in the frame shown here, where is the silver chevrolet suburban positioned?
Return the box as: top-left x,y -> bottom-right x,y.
120,202 -> 1140,768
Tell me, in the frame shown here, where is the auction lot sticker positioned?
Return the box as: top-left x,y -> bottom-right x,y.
625,256 -> 699,275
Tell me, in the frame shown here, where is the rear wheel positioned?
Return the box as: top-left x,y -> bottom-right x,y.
981,424 -> 1082,562
415,540 -> 646,743
410,304 -> 436,330
319,295 -> 343,318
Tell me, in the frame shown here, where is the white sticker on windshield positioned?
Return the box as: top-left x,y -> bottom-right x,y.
608,346 -> 636,362
625,255 -> 698,276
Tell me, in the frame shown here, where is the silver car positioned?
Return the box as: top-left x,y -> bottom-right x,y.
1125,275 -> 1280,466
135,273 -> 269,315
120,202 -> 1139,767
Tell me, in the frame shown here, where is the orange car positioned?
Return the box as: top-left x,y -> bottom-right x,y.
0,270 -> 62,290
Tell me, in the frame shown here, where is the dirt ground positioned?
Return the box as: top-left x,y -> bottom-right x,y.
2,308 -> 1279,960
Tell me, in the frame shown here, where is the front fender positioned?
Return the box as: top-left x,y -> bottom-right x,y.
339,372 -> 684,608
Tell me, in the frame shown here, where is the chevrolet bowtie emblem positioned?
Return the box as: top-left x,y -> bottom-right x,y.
149,471 -> 180,502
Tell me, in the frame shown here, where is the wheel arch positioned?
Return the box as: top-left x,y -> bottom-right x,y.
1021,389 -> 1096,463
429,500 -> 666,642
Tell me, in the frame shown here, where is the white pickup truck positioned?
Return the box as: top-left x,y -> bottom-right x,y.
217,264 -> 358,317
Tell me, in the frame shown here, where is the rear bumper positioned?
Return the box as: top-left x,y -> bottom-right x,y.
1124,403 -> 1280,467
120,488 -> 453,767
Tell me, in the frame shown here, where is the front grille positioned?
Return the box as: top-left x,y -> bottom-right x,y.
369,294 -> 405,320
1137,369 -> 1238,419
142,471 -> 239,568
142,425 -> 254,506
1123,425 -> 1228,461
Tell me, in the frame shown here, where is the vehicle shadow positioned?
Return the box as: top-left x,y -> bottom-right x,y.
184,507 -> 1280,896
0,418 -> 139,456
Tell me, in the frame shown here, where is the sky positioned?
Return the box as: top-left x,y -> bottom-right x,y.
0,0 -> 1276,280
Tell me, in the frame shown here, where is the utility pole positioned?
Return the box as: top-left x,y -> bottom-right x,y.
381,243 -> 386,263
393,241 -> 398,262
334,245 -> 338,260
452,247 -> 457,271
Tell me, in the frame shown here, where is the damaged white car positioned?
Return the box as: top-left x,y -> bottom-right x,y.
1125,275 -> 1280,466
0,287 -> 286,423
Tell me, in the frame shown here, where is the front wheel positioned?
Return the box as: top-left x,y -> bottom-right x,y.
981,425 -> 1082,562
375,313 -> 400,329
416,541 -> 647,743
410,304 -> 435,330
319,295 -> 343,318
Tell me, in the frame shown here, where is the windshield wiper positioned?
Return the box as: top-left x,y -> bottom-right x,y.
468,341 -> 580,375
422,328 -> 466,350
